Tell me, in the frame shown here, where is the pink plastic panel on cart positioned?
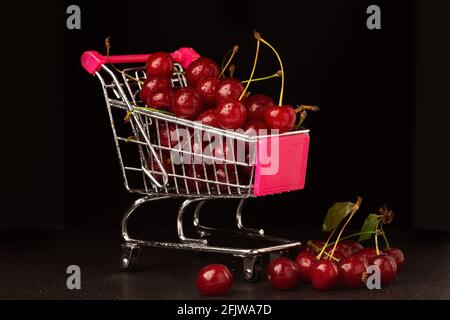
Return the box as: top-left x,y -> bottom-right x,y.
253,132 -> 310,196
81,48 -> 200,74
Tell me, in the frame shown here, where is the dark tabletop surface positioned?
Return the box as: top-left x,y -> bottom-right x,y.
0,229 -> 449,300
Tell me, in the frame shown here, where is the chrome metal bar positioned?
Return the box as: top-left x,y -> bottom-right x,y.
121,196 -> 172,242
236,198 -> 264,235
101,65 -> 168,188
177,198 -> 209,244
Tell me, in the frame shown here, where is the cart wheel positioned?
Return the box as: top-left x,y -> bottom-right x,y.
243,256 -> 262,283
120,244 -> 141,271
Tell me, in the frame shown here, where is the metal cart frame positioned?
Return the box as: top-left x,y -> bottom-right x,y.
83,50 -> 305,281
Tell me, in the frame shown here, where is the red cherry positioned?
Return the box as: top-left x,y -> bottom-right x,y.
172,88 -> 204,119
196,264 -> 233,296
140,76 -> 171,104
186,57 -> 220,87
338,256 -> 368,288
195,77 -> 219,107
148,151 -> 175,173
324,245 -> 351,261
306,240 -> 325,255
295,250 -> 317,282
146,52 -> 174,78
189,138 -> 210,171
355,247 -> 378,265
142,88 -> 173,111
263,105 -> 296,134
384,248 -> 405,271
196,109 -> 219,127
214,78 -> 245,104
267,257 -> 299,290
339,240 -> 364,254
310,259 -> 339,291
371,254 -> 397,284
185,168 -> 208,192
209,138 -> 236,171
243,119 -> 267,136
214,167 -> 237,192
147,151 -> 179,185
245,94 -> 274,121
158,123 -> 179,148
216,98 -> 247,129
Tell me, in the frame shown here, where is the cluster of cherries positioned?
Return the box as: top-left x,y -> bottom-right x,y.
195,241 -> 405,296
269,240 -> 404,291
140,49 -> 296,135
139,34 -> 307,190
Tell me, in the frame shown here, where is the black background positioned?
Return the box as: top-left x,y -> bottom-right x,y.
2,1 -> 449,233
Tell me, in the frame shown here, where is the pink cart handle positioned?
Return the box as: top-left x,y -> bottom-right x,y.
81,47 -> 200,75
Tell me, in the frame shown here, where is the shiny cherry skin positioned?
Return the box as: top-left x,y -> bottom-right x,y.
186,168 -> 208,192
209,138 -> 236,171
196,264 -> 233,296
243,119 -> 267,136
339,240 -> 364,254
140,76 -> 171,102
214,167 -> 237,192
186,57 -> 220,87
324,245 -> 351,261
196,109 -> 219,127
172,88 -> 204,119
267,257 -> 299,290
295,250 -> 317,282
355,247 -> 378,265
142,88 -> 173,111
148,151 -> 175,173
245,94 -> 274,121
384,248 -> 405,271
306,240 -> 325,255
310,259 -> 339,291
216,98 -> 247,129
158,123 -> 179,148
214,78 -> 245,104
195,77 -> 219,107
146,52 -> 173,78
264,105 -> 296,134
371,254 -> 397,284
338,256 -> 368,288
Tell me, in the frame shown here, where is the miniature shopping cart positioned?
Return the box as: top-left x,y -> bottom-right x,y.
81,48 -> 311,281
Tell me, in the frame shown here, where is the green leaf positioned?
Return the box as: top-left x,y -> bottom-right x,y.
359,214 -> 379,241
322,201 -> 355,231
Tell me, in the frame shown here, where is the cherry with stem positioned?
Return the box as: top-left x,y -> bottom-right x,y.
329,197 -> 363,258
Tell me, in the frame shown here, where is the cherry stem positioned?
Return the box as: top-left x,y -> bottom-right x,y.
380,223 -> 391,249
375,218 -> 382,255
229,64 -> 236,78
294,105 -> 320,113
258,33 -> 285,106
105,37 -> 144,84
319,231 -> 377,249
241,70 -> 282,84
309,243 -> 339,262
219,45 -> 239,78
316,228 -> 336,260
239,33 -> 261,101
330,197 -> 363,259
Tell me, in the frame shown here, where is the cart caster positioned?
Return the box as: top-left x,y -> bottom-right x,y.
243,256 -> 262,283
120,244 -> 141,271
